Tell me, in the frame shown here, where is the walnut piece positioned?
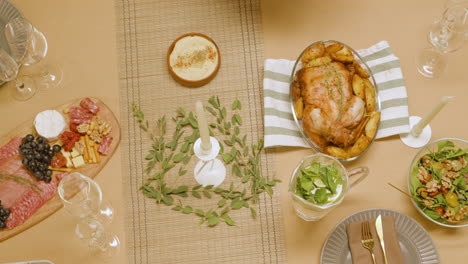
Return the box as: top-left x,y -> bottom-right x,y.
89,130 -> 102,144
77,123 -> 90,133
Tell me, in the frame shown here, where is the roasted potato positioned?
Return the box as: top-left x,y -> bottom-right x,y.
325,145 -> 349,159
294,97 -> 304,119
346,63 -> 356,77
301,43 -> 325,63
352,74 -> 365,99
303,56 -> 332,68
365,112 -> 381,140
347,134 -> 371,157
364,79 -> 376,112
325,43 -> 343,54
353,61 -> 370,78
291,81 -> 301,101
330,46 -> 354,63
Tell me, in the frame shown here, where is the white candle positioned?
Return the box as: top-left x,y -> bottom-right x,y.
196,101 -> 212,151
411,96 -> 454,136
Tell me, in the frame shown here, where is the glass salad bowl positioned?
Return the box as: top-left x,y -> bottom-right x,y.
408,138 -> 468,228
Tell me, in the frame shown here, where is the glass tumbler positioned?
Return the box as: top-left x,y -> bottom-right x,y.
289,153 -> 368,221
58,172 -> 119,256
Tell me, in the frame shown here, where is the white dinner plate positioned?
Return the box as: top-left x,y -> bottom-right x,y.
0,0 -> 23,86
320,208 -> 439,264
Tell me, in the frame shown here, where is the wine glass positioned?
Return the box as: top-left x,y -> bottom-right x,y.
0,48 -> 36,100
4,17 -> 62,95
58,172 -> 119,256
416,3 -> 468,78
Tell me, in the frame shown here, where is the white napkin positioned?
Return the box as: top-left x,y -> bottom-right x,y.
263,40 -> 410,148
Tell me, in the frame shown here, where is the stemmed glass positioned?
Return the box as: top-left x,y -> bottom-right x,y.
1,17 -> 62,100
58,172 -> 119,256
0,47 -> 36,101
416,3 -> 468,78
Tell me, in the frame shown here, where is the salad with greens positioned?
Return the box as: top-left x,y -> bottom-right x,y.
295,162 -> 344,205
410,140 -> 468,224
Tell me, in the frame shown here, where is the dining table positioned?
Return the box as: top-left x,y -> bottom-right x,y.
0,0 -> 467,263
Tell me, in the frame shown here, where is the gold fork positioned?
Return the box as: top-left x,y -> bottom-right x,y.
361,221 -> 376,264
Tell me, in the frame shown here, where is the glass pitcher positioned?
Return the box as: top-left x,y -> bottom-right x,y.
289,153 -> 368,221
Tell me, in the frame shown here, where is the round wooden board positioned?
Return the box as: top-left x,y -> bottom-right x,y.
0,97 -> 121,242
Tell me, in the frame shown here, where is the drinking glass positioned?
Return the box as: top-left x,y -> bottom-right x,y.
0,48 -> 36,100
58,172 -> 119,256
416,3 -> 468,78
4,17 -> 62,98
289,154 -> 368,221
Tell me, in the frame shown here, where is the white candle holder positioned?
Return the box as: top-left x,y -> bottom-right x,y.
400,116 -> 432,148
193,137 -> 220,161
194,159 -> 226,187
193,137 -> 226,187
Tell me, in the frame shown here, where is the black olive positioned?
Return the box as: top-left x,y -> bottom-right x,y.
0,221 -> 5,229
25,134 -> 34,142
37,143 -> 44,151
36,136 -> 46,144
44,176 -> 52,183
47,150 -> 53,157
22,157 -> 29,165
23,143 -> 31,149
26,154 -> 33,160
34,153 -> 42,160
39,163 -> 47,171
19,148 -> 27,155
34,170 -> 43,177
2,208 -> 10,216
42,155 -> 50,163
30,141 -> 37,148
0,215 -> 6,221
28,161 -> 36,169
52,145 -> 61,153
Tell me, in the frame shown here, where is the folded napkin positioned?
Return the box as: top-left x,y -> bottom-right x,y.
263,40 -> 410,148
347,216 -> 404,264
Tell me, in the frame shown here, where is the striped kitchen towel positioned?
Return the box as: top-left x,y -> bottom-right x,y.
263,40 -> 410,148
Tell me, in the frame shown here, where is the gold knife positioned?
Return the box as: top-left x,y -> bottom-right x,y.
375,215 -> 388,264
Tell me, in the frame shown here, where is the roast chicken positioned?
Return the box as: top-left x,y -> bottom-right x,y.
296,62 -> 367,148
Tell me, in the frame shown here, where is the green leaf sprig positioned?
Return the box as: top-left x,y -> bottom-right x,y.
132,96 -> 280,227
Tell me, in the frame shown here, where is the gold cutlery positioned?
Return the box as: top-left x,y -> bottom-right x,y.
361,221 -> 376,264
375,215 -> 389,264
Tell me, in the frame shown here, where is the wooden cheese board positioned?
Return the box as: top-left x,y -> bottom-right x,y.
0,97 -> 120,242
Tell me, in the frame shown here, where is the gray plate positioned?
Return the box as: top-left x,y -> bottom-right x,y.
321,208 -> 440,264
0,0 -> 23,86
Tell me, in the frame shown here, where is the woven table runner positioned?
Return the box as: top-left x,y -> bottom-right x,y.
115,0 -> 287,263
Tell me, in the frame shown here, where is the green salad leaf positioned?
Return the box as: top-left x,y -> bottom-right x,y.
295,162 -> 343,205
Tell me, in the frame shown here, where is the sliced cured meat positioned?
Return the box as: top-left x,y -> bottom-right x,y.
98,135 -> 113,155
50,152 -> 67,168
0,157 -> 32,208
0,155 -> 38,208
69,107 -> 92,124
70,118 -> 92,125
0,137 -> 22,166
80,98 -> 100,114
5,173 -> 64,230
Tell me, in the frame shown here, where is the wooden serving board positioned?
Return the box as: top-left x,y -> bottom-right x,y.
0,97 -> 120,242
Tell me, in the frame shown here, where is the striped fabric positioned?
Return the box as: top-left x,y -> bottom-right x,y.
263,40 -> 410,148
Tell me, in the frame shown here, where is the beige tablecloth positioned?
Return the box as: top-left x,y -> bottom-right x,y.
0,0 -> 467,263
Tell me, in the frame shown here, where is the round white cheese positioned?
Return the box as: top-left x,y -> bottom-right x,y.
34,110 -> 67,141
169,36 -> 219,81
